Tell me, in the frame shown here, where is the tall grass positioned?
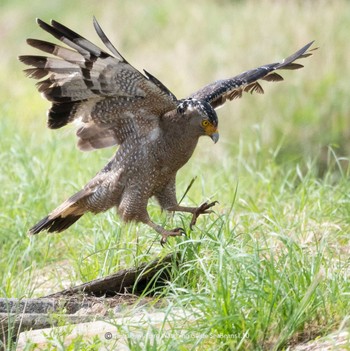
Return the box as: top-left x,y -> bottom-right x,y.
1,0 -> 350,349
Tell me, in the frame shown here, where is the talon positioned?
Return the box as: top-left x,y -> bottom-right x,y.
160,236 -> 168,247
190,200 -> 218,229
160,227 -> 186,246
200,201 -> 218,212
173,227 -> 186,235
190,219 -> 196,230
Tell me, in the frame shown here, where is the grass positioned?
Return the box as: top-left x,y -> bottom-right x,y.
1,0 -> 350,349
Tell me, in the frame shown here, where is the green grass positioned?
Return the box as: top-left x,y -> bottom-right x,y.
1,0 -> 350,349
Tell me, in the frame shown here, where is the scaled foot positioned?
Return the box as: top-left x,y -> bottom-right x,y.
190,201 -> 218,229
160,227 -> 186,246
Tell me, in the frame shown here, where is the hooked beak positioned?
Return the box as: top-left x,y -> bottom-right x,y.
210,132 -> 219,144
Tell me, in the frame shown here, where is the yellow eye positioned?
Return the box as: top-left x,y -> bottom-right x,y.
202,120 -> 210,127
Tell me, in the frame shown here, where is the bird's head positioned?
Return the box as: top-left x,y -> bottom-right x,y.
177,98 -> 219,143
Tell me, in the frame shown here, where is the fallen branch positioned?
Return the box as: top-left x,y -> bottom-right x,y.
0,253 -> 177,343
45,253 -> 175,297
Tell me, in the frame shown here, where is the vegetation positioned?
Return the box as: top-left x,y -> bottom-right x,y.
1,0 -> 350,349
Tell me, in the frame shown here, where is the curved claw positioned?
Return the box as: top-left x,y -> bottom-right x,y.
160,227 -> 186,246
190,201 -> 218,230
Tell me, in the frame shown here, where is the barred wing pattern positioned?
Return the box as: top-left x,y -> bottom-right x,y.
19,18 -> 177,151
190,41 -> 316,109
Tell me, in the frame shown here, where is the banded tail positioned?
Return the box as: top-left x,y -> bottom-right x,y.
29,189 -> 89,235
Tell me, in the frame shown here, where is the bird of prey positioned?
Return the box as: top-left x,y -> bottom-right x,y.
19,18 -> 315,245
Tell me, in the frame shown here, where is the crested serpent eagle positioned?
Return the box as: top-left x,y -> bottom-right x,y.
19,19 -> 316,244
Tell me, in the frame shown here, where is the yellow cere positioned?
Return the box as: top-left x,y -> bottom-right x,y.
204,122 -> 217,136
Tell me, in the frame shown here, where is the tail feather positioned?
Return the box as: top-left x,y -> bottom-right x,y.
29,188 -> 91,235
29,214 -> 83,235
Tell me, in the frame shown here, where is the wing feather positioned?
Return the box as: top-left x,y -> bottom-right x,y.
19,18 -> 177,150
261,72 -> 284,82
190,42 -> 316,109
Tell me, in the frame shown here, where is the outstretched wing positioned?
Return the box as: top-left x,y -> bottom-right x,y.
190,41 -> 316,109
19,18 -> 177,151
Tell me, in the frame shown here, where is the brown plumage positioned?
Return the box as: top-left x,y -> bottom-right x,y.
19,18 -> 316,244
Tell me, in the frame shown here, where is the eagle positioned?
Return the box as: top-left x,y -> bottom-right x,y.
19,18 -> 315,244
